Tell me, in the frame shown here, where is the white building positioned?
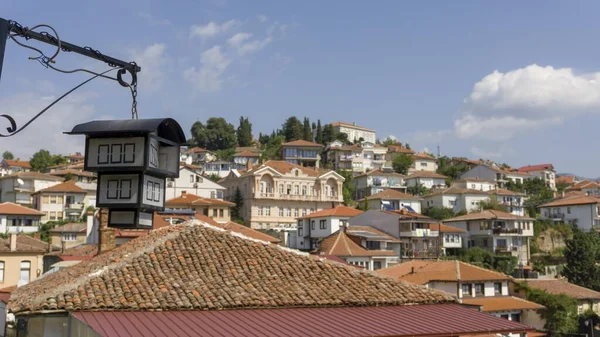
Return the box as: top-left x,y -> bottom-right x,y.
404,171 -> 448,189
363,189 -> 422,213
452,177 -> 496,191
0,172 -> 64,207
330,121 -> 376,143
325,141 -> 387,173
421,187 -> 491,214
233,151 -> 261,168
288,205 -> 364,250
410,153 -> 438,173
353,170 -> 405,200
460,164 -> 531,189
32,180 -> 95,223
538,195 -> 600,231
182,147 -> 217,165
203,160 -> 239,178
360,141 -> 388,172
378,260 -> 545,330
0,159 -> 31,176
442,210 -> 534,265
518,164 -> 556,191
566,180 -> 600,196
0,202 -> 45,234
493,189 -> 527,216
165,167 -> 226,200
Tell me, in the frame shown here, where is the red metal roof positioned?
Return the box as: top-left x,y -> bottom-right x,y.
72,304 -> 534,337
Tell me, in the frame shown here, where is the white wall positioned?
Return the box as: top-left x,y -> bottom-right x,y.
540,203 -> 599,231
406,177 -> 446,189
350,211 -> 401,237
166,167 -> 225,200
460,166 -> 498,183
411,159 -> 437,172
452,180 -> 496,191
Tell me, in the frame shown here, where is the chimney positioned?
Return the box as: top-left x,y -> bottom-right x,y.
61,241 -> 66,253
411,267 -> 415,274
98,225 -> 116,254
10,233 -> 17,252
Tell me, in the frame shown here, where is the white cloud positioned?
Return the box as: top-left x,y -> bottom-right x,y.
470,145 -> 516,159
227,32 -> 272,56
183,45 -> 232,93
136,12 -> 171,26
456,64 -> 600,140
227,33 -> 253,48
257,14 -> 268,23
423,147 -> 431,154
0,92 -> 96,158
129,43 -> 167,92
190,20 -> 238,39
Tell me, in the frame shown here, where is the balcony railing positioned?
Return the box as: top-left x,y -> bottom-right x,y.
65,203 -> 84,210
7,226 -> 39,233
550,213 -> 565,220
492,227 -> 523,235
339,155 -> 354,161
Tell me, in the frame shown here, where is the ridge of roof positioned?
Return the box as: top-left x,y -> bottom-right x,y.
377,260 -> 511,284
365,189 -> 419,200
523,279 -> 600,300
317,230 -> 397,257
405,171 -> 448,179
299,206 -> 363,219
281,139 -> 324,147
518,164 -> 554,172
0,202 -> 45,216
538,195 -> 600,208
2,159 -> 31,168
9,220 -> 453,313
34,180 -> 87,194
443,209 -> 534,222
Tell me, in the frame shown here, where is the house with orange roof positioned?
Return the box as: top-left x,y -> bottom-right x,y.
233,150 -> 261,167
0,234 -> 59,288
165,191 -> 235,223
461,164 -> 531,189
314,228 -> 399,270
325,140 -> 388,173
330,121 -> 376,143
556,175 -> 577,186
360,141 -> 388,171
180,146 -> 216,165
281,139 -> 324,168
288,205 -> 363,250
353,169 -> 406,200
443,210 -> 535,264
0,172 -> 63,207
165,166 -> 225,200
0,202 -> 45,234
518,164 -> 556,191
538,194 -> 600,230
32,180 -> 93,223
219,160 -> 344,230
377,260 -> 545,330
421,186 -> 491,214
452,177 -> 497,191
49,169 -> 96,183
405,171 -> 448,189
363,188 -> 422,212
515,278 -> 600,316
410,152 -> 438,173
64,153 -> 84,164
0,159 -> 31,176
566,179 -> 600,196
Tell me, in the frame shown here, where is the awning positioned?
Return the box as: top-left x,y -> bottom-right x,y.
72,304 -> 535,337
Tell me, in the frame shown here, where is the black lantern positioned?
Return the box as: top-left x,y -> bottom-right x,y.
66,118 -> 185,228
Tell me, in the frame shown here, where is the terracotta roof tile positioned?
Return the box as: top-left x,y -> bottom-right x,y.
429,223 -> 467,233
377,260 -> 511,285
347,226 -> 401,242
387,145 -> 414,154
567,179 -> 600,191
406,171 -> 448,180
518,164 -> 554,172
34,180 -> 87,194
49,223 -> 87,233
523,279 -> 600,300
365,189 -> 419,200
462,296 -> 544,312
241,160 -> 326,178
2,159 -> 31,169
491,188 -> 526,196
281,140 -> 324,147
235,147 -> 262,153
9,220 -> 453,313
49,169 -> 96,178
299,206 -> 363,219
46,244 -> 98,258
0,235 -> 58,253
186,147 -> 212,154
217,220 -> 281,243
425,187 -> 488,197
443,210 -> 534,223
413,152 -> 436,160
539,195 -> 600,208
165,193 -> 235,208
0,285 -> 17,304
382,210 -> 437,221
556,176 -> 575,185
233,151 -> 261,157
317,230 -> 397,257
0,172 -> 64,181
0,202 -> 44,216
355,170 -> 405,178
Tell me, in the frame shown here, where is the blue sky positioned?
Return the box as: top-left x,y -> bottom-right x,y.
2,1 -> 600,176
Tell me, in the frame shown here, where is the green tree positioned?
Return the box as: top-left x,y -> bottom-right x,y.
215,148 -> 236,161
519,283 -> 578,334
315,120 -> 324,144
477,197 -> 509,212
381,137 -> 401,147
282,116 -> 304,142
322,124 -> 336,144
190,118 -> 237,151
2,151 -> 14,160
563,228 -> 600,291
261,134 -> 285,161
236,116 -> 253,147
30,150 -> 67,172
207,174 -> 221,183
392,153 -> 414,175
407,183 -> 428,196
556,181 -> 571,193
302,117 -> 313,141
436,156 -> 470,180
231,187 -> 244,224
422,206 -> 456,220
335,170 -> 355,205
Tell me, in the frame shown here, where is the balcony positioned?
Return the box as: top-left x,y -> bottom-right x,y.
550,213 -> 565,220
493,227 -> 523,235
339,155 -> 354,161
495,246 -> 519,254
66,203 -> 84,210
7,226 -> 39,234
501,201 -> 522,207
400,229 -> 439,238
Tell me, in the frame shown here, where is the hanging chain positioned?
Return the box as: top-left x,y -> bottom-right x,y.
130,81 -> 138,120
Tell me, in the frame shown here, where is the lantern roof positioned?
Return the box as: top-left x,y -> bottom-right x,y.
66,118 -> 186,144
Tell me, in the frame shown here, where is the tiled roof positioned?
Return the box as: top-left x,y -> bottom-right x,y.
299,206 -> 363,219
484,165 -> 531,176
8,220 -> 453,313
347,226 -> 402,242
0,202 -> 45,216
405,171 -> 448,180
235,147 -> 262,153
0,235 -> 58,253
451,158 -> 485,166
377,260 -> 511,285
330,121 -> 375,132
46,244 -> 98,258
233,151 -> 261,157
0,171 -> 63,181
317,230 -> 397,257
49,169 -> 96,178
462,296 -> 544,312
365,189 -> 419,200
556,176 -> 575,185
281,139 -> 324,147
66,154 -> 84,159
491,188 -> 526,196
3,159 -> 31,169
186,147 -> 212,154
429,223 -> 467,233
538,195 -> 600,208
413,152 -> 435,160
518,164 -> 554,172
34,180 -> 87,194
387,145 -> 414,154
165,193 -> 235,208
329,144 -> 363,151
241,160 -> 324,178
425,187 -> 488,197
523,279 -> 600,300
383,210 -> 438,221
49,222 -> 87,233
217,221 -> 281,244
567,179 -> 600,191
443,210 -> 534,223
355,169 -> 405,178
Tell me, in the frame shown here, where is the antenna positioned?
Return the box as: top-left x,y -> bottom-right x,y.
437,143 -> 441,159
16,178 -> 24,185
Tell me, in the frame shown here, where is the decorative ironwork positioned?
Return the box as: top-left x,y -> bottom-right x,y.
0,18 -> 142,137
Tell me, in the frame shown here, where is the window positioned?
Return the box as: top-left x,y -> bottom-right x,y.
190,175 -> 194,183
471,184 -> 476,189
479,221 -> 490,230
301,209 -> 307,217
219,209 -> 224,217
279,184 -> 284,195
294,185 -> 299,195
483,239 -> 488,247
494,282 -> 502,295
449,199 -> 456,206
461,284 -> 472,297
286,208 -> 291,217
298,226 -> 303,236
420,162 -> 427,167
265,206 -> 271,216
210,191 -> 216,199
258,207 -> 263,216
63,233 -> 77,241
500,314 -> 509,320
302,185 -> 307,195
510,313 -> 521,322
287,184 -> 292,194
567,207 -> 571,214
279,208 -> 284,217
475,283 -> 484,296
0,261 -> 4,282
319,220 -> 326,229
294,208 -> 299,217
42,195 -> 50,204
20,261 -> 31,282
50,195 -> 57,204
311,221 -> 315,230
212,209 -> 217,217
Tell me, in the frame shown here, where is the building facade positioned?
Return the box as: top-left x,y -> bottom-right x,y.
538,195 -> 600,231
518,164 -> 556,191
0,160 -> 31,177
410,153 -> 438,173
330,121 -> 376,143
165,191 -> 234,224
353,170 -> 405,200
281,140 -> 323,168
32,180 -> 93,223
404,171 -> 448,189
364,189 -> 422,213
0,202 -> 45,234
219,161 -> 344,230
165,167 -> 226,200
461,164 -> 531,189
48,223 -> 87,249
0,172 -> 63,207
421,187 -> 490,214
0,234 -> 56,288
288,206 -> 363,250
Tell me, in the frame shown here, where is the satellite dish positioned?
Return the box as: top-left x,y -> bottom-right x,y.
16,178 -> 24,185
